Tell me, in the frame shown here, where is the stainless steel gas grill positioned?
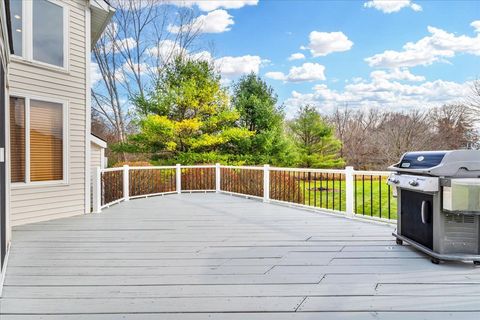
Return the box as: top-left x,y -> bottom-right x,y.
387,150 -> 480,264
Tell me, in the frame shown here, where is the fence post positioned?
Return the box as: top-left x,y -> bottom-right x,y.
215,163 -> 221,193
123,165 -> 130,201
345,166 -> 354,217
263,164 -> 270,203
176,164 -> 182,194
92,167 -> 102,213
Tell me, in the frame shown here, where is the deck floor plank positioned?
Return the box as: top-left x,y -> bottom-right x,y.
2,193 -> 480,318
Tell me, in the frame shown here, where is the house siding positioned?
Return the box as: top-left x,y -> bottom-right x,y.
9,0 -> 88,226
90,142 -> 102,212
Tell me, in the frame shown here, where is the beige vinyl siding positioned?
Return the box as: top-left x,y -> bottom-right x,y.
91,143 -> 102,169
90,142 -> 102,212
9,0 -> 88,226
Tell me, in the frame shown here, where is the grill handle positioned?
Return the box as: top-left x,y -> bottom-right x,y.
421,200 -> 430,224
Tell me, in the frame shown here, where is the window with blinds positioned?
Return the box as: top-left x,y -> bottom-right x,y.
30,100 -> 63,182
9,96 -> 64,183
10,97 -> 25,183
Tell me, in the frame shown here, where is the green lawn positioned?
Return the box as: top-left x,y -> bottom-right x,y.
299,177 -> 397,220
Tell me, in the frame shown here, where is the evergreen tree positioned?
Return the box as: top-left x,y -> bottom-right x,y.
289,105 -> 344,168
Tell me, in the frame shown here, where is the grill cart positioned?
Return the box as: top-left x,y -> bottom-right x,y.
387,150 -> 480,264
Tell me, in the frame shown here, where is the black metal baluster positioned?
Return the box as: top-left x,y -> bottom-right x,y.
308,172 -> 311,206
332,173 -> 335,211
320,173 -> 323,208
354,174 -> 357,214
326,173 -> 329,209
339,173 -> 343,211
301,172 -> 304,204
362,175 -> 365,215
379,175 -> 382,219
388,183 -> 391,220
370,175 -> 373,217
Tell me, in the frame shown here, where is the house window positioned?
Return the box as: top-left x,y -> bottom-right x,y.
9,0 -> 67,68
10,97 -> 25,183
33,0 -> 64,67
10,96 -> 66,184
9,0 -> 22,56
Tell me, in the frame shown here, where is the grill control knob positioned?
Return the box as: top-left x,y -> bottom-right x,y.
409,180 -> 419,187
388,177 -> 399,184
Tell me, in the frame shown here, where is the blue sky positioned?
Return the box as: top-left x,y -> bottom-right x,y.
178,0 -> 480,117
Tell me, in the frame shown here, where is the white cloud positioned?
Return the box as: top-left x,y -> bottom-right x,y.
146,39 -> 187,63
285,76 -> 471,116
364,0 -> 422,13
370,68 -> 425,82
190,50 -> 213,61
170,0 -> 258,11
123,62 -> 150,74
288,53 -> 305,61
302,31 -> 353,57
365,23 -> 480,68
102,37 -> 137,53
471,20 -> 480,33
91,62 -> 102,86
215,55 -> 263,78
265,71 -> 287,81
114,37 -> 137,51
168,9 -> 234,34
265,62 -> 326,82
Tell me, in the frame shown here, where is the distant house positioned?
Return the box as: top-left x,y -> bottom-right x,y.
0,0 -> 113,276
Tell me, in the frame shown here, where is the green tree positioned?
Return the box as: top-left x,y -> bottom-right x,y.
231,73 -> 296,165
289,105 -> 344,168
232,73 -> 283,132
119,57 -> 253,156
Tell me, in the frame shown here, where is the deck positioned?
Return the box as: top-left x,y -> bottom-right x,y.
2,193 -> 480,319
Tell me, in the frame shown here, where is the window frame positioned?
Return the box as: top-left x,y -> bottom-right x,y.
10,93 -> 69,188
10,0 -> 69,72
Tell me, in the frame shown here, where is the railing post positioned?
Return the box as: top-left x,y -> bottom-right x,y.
345,166 -> 354,217
92,167 -> 102,213
176,164 -> 182,194
263,164 -> 270,203
123,165 -> 130,201
215,163 -> 221,193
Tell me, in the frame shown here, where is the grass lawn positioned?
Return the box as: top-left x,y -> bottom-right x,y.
299,177 -> 397,220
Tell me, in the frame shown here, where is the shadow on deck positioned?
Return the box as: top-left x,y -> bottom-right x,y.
1,193 -> 480,319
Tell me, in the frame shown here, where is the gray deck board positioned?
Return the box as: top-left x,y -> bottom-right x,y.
2,193 -> 480,318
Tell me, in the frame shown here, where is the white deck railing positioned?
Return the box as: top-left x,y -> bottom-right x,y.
93,164 -> 396,222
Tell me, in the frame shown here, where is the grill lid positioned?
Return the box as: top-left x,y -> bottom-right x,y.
388,150 -> 480,177
397,151 -> 447,169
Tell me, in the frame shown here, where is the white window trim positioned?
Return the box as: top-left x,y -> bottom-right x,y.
10,93 -> 69,188
11,0 -> 69,72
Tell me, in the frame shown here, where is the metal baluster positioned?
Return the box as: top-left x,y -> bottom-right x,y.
320,173 -> 323,208
354,174 -> 357,214
314,172 -> 317,207
378,175 -> 382,219
370,175 -> 373,217
362,175 -> 365,215
339,173 -> 342,211
388,183 -> 391,220
332,173 -> 335,211
308,172 -> 311,206
326,173 -> 329,209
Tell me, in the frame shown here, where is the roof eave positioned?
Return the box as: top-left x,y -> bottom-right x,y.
90,0 -> 115,47
90,134 -> 108,149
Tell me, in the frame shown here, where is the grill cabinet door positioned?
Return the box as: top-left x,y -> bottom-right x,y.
401,190 -> 434,249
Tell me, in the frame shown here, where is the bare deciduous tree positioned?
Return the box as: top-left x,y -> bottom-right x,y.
92,0 -> 202,145
330,105 -> 477,170
467,79 -> 480,121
